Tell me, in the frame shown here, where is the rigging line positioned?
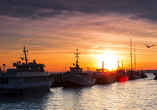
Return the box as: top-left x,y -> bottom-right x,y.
79,58 -> 89,69
3,54 -> 24,66
65,57 -> 75,67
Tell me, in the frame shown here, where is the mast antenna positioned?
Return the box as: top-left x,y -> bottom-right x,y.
102,61 -> 104,69
130,39 -> 132,71
117,58 -> 119,70
134,43 -> 136,71
23,46 -> 28,64
122,60 -> 123,70
75,49 -> 80,66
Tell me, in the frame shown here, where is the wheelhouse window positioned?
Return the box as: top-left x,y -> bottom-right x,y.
39,66 -> 44,72
29,67 -> 32,71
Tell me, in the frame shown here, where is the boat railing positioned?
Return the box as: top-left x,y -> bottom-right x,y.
1,70 -> 7,73
83,70 -> 92,74
45,70 -> 48,72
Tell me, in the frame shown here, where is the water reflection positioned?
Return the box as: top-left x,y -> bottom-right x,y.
0,91 -> 52,109
1,74 -> 157,109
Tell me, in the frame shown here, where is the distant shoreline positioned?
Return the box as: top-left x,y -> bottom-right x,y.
49,70 -> 157,74
138,70 -> 157,73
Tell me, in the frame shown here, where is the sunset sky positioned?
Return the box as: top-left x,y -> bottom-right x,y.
1,0 -> 157,72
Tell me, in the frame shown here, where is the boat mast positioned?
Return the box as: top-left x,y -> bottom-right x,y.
117,58 -> 119,70
23,46 -> 28,64
75,49 -> 80,66
134,43 -> 136,71
102,61 -> 104,69
122,60 -> 123,70
130,39 -> 133,71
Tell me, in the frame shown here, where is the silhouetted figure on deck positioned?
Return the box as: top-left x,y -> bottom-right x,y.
145,44 -> 155,48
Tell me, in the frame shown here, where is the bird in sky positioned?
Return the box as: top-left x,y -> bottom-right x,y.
144,44 -> 155,48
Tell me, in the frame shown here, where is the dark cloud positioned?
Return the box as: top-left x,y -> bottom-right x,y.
0,0 -> 157,20
0,0 -> 66,19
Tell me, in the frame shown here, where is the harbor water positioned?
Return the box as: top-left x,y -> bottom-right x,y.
1,73 -> 157,110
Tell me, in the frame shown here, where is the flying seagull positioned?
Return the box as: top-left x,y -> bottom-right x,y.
144,44 -> 155,48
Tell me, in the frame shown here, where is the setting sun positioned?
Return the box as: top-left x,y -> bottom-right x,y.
95,53 -> 120,71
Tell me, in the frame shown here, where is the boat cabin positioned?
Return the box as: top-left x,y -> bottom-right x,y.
70,65 -> 83,74
96,69 -> 109,73
6,60 -> 45,73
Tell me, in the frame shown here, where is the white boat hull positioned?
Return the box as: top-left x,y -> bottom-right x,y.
62,74 -> 95,87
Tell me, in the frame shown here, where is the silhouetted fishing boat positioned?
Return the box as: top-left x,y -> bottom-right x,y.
62,49 -> 95,87
140,69 -> 147,78
116,70 -> 129,82
0,46 -> 53,95
126,70 -> 141,80
154,70 -> 157,80
115,60 -> 128,82
127,39 -> 141,80
93,61 -> 116,84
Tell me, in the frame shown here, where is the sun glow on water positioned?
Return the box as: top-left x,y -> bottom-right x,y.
95,53 -> 119,71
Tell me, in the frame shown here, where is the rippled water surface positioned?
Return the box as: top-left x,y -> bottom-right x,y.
1,73 -> 157,110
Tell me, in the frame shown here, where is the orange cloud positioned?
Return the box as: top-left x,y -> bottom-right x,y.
0,12 -> 157,71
